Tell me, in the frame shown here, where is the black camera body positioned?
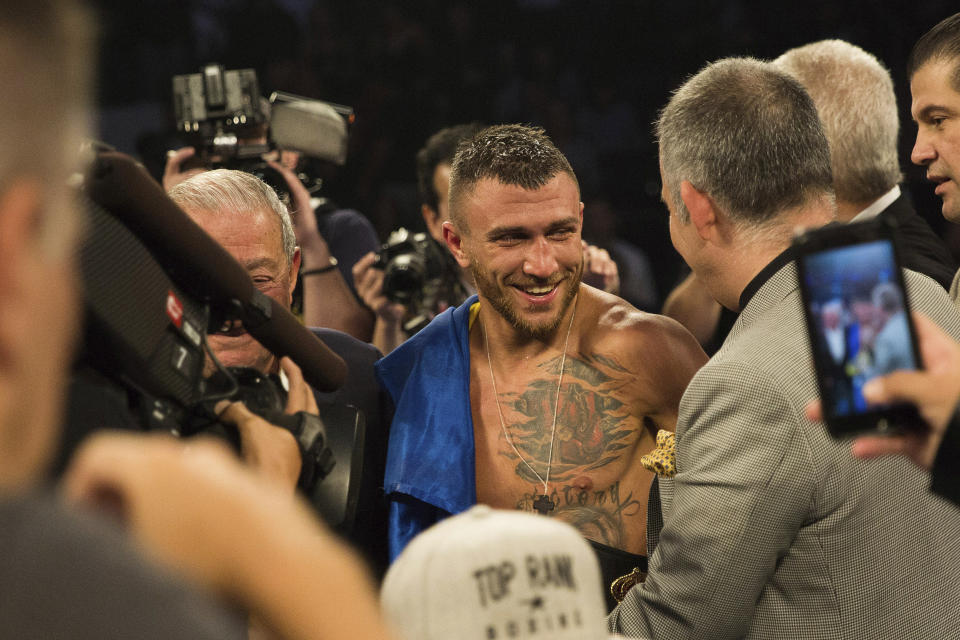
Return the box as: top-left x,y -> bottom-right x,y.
171,65 -> 353,197
172,64 -> 268,163
371,228 -> 469,335
373,228 -> 448,304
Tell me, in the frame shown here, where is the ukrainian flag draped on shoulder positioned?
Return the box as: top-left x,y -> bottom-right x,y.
375,295 -> 480,560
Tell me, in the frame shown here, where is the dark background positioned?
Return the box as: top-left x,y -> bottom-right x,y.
91,0 -> 960,304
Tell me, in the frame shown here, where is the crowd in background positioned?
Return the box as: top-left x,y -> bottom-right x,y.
97,0 -> 960,304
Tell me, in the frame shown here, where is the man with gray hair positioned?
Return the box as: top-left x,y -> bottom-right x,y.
169,169 -> 302,374
609,57 -> 960,638
869,281 -> 913,376
168,167 -> 392,578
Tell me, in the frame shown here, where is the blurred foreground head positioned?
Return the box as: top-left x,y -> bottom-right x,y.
0,0 -> 94,489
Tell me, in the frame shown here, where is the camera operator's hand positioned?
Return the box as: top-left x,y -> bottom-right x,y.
582,241 -> 620,296
805,312 -> 960,471
162,146 -> 206,191
353,251 -> 408,355
214,358 -> 318,492
215,401 -> 301,493
63,432 -> 392,640
280,356 -> 319,416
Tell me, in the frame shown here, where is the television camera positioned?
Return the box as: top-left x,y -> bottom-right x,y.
171,63 -> 353,200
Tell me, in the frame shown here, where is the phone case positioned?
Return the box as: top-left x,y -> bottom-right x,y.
793,217 -> 924,436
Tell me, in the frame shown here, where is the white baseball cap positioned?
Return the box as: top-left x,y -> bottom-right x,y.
381,505 -> 609,640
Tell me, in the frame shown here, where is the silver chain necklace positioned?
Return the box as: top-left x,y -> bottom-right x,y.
481,295 -> 578,514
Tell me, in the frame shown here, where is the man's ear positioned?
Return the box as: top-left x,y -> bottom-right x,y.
679,180 -> 719,241
288,246 -> 302,303
442,221 -> 470,268
0,179 -> 43,288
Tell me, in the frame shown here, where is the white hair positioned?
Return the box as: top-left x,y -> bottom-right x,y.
167,169 -> 297,264
822,299 -> 844,316
774,40 -> 902,204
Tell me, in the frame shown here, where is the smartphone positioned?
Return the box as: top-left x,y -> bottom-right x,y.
793,217 -> 924,437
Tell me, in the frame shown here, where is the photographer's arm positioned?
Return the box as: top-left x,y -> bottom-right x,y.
353,252 -> 407,355
63,434 -> 394,640
267,161 -> 373,341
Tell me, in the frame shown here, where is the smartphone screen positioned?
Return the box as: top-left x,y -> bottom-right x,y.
796,222 -> 922,435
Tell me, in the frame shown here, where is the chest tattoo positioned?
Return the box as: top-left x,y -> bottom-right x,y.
495,352 -> 637,484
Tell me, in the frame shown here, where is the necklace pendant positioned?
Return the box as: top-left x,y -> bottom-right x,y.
533,494 -> 555,515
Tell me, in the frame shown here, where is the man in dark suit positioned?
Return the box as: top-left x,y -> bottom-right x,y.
839,12 -> 960,511
608,57 -> 960,639
909,12 -> 960,306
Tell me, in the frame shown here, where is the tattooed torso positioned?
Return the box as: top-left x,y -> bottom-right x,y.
472,345 -> 659,556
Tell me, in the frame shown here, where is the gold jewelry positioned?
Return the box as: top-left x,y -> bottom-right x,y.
482,295 -> 578,515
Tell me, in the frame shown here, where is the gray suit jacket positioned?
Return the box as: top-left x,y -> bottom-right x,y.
949,268 -> 960,311
609,263 -> 960,639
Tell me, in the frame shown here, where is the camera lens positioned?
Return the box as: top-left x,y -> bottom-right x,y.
382,253 -> 426,304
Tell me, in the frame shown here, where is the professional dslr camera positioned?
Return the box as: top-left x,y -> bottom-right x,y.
372,228 -> 467,334
171,64 -> 353,199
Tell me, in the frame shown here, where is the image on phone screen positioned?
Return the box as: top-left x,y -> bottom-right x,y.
800,239 -> 917,421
